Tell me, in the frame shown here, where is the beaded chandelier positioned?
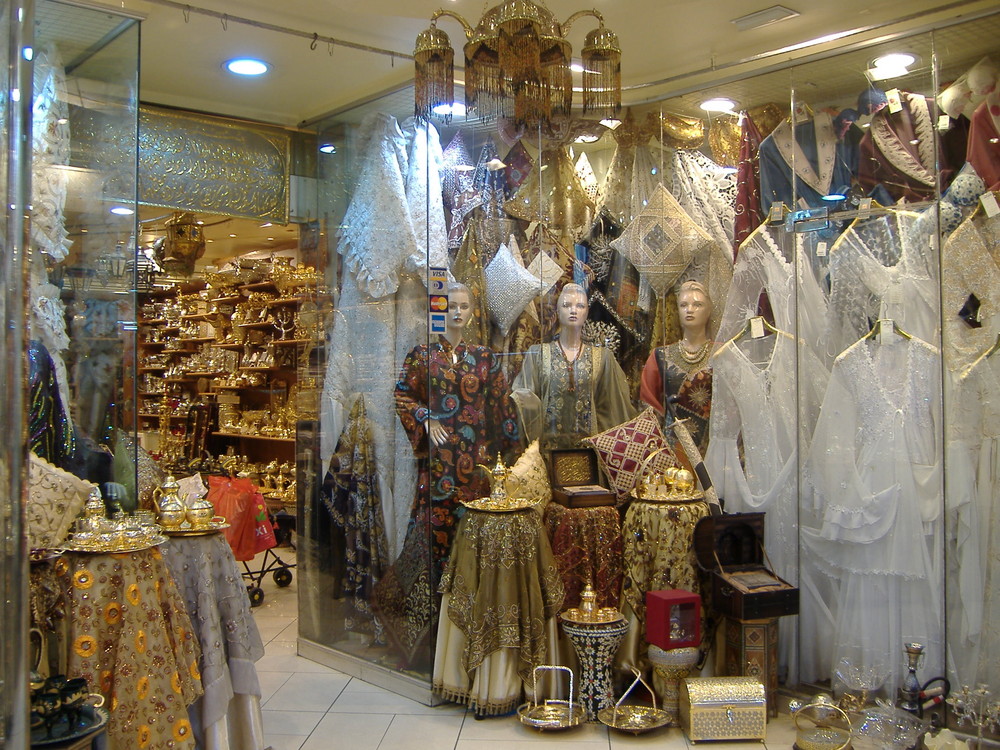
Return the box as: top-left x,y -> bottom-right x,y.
414,0 -> 621,126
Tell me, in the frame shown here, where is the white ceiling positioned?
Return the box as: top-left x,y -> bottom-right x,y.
117,0 -> 998,127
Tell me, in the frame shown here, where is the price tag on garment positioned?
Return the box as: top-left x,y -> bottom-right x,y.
886,88 -> 903,114
816,240 -> 828,257
767,203 -> 785,224
937,114 -> 951,131
857,197 -> 873,220
981,191 -> 1000,218
750,316 -> 766,339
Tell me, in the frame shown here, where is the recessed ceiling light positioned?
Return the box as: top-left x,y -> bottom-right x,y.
575,134 -> 601,143
319,143 -> 337,154
700,97 -> 738,113
229,233 -> 237,238
225,58 -> 269,76
432,102 -> 466,117
822,193 -> 846,202
599,118 -> 622,130
868,52 -> 916,81
731,5 -> 799,32
267,237 -> 274,241
110,206 -> 134,215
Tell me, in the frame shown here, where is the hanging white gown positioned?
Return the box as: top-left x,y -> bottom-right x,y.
945,351 -> 1000,692
800,335 -> 944,691
827,211 -> 939,358
671,148 -> 737,255
705,332 -> 826,685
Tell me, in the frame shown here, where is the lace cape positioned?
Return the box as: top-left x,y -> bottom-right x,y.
671,148 -> 736,255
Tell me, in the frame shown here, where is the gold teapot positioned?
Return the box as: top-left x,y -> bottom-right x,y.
184,493 -> 216,529
478,453 -> 513,506
153,475 -> 186,530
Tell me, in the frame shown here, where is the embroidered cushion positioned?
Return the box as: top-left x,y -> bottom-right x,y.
27,452 -> 96,550
583,407 -> 679,503
505,439 -> 551,507
483,242 -> 543,336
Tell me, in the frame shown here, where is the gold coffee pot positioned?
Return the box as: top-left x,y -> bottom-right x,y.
478,453 -> 512,506
153,476 -> 186,530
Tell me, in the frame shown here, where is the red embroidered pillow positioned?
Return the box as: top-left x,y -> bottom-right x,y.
583,407 -> 678,503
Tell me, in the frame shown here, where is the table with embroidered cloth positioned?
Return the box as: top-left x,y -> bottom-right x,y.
617,498 -> 711,675
57,547 -> 203,750
160,533 -> 266,750
543,503 -> 623,611
433,507 -> 564,716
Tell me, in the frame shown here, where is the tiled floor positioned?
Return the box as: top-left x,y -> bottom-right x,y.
251,549 -> 798,750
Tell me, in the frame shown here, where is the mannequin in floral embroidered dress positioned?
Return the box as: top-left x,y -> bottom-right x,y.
640,280 -> 716,460
512,283 -> 634,455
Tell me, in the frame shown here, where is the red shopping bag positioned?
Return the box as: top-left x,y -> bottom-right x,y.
249,491 -> 277,555
207,475 -> 258,561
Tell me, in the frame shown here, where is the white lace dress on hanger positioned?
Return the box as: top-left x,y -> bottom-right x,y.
945,353 -> 1000,691
800,336 -> 944,689
671,148 -> 737,255
942,208 -> 1000,374
402,118 -> 450,281
705,333 -> 826,685
827,211 -> 939,357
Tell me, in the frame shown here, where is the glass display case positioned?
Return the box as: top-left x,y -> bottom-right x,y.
303,7 -> 1000,730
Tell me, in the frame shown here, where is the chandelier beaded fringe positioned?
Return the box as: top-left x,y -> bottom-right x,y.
413,0 -> 621,126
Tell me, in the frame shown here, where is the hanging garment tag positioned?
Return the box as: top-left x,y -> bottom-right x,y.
937,114 -> 951,131
878,318 -> 894,344
981,192 -> 1000,218
767,203 -> 785,224
816,240 -> 828,257
750,316 -> 766,339
857,197 -> 873,219
886,89 -> 903,113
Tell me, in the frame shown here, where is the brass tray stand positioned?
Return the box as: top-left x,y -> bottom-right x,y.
598,666 -> 672,735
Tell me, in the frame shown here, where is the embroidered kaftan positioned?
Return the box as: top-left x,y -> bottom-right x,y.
800,336 -> 944,689
511,341 -> 635,454
640,344 -> 714,459
372,338 -> 519,665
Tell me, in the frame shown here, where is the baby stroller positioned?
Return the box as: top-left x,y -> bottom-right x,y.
209,474 -> 295,607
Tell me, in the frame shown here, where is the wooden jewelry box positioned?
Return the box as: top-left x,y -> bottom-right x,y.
547,448 -> 616,508
692,512 -> 799,620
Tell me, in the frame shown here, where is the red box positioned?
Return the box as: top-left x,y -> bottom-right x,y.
646,589 -> 701,650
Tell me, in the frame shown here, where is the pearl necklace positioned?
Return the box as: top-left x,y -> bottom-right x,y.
678,339 -> 712,364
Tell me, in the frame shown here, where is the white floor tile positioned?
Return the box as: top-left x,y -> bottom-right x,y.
263,734 -> 306,750
608,725 -> 688,748
299,712 -> 393,750
273,620 -> 299,642
265,672 -> 351,712
457,742 -> 611,750
459,714 -> 610,744
377,714 -> 466,750
258,671 -> 293,703
331,683 -> 464,715
261,709 -> 324,736
256,640 -> 349,674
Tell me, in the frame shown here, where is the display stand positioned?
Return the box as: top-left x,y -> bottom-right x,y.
561,618 -> 629,720
723,615 -> 779,717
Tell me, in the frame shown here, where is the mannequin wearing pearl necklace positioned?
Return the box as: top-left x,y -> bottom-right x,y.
640,280 -> 716,457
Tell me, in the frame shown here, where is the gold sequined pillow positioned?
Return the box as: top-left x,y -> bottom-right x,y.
483,242 -> 544,336
26,452 -> 97,551
505,439 -> 551,506
583,407 -> 678,503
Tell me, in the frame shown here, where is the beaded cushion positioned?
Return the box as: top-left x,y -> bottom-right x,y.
27,451 -> 96,551
525,250 -> 562,298
483,242 -> 544,336
584,407 -> 678,503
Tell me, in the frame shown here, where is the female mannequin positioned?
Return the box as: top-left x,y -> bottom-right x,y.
512,283 -> 634,454
640,280 -> 715,457
374,283 -> 519,665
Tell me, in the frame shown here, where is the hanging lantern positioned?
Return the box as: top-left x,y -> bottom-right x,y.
157,212 -> 205,277
414,24 -> 454,120
581,25 -> 621,116
424,2 -> 619,127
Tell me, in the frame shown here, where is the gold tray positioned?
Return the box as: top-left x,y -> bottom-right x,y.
63,534 -> 169,554
459,497 -> 540,513
162,522 -> 230,537
560,607 -> 625,625
517,701 -> 587,730
597,705 -> 673,734
629,489 -> 705,504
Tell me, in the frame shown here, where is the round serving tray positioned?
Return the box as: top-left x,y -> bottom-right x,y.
517,700 -> 588,730
162,522 -> 230,537
62,534 -> 168,554
597,705 -> 673,734
629,489 -> 705,504
31,705 -> 109,746
459,497 -> 540,513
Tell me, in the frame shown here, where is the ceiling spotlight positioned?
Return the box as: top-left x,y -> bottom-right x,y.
432,101 -> 467,117
110,206 -> 134,216
319,143 -> 337,154
700,97 -> 738,113
868,52 -> 916,81
225,58 -> 269,76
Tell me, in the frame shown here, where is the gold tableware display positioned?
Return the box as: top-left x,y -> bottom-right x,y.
460,454 -> 541,512
598,667 -> 672,735
152,475 -> 187,530
560,583 -> 625,625
630,448 -> 705,503
184,493 -> 217,528
517,665 -> 587,731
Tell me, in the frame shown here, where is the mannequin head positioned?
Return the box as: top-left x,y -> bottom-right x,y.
557,283 -> 589,333
676,280 -> 712,341
447,282 -> 472,340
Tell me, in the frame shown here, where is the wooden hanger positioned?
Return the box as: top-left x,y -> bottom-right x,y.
862,318 -> 912,341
